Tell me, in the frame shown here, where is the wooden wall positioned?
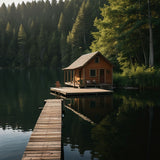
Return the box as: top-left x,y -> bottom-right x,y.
76,55 -> 113,84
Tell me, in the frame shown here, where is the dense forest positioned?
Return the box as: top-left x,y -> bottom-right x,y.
0,0 -> 160,73
0,0 -> 106,70
91,0 -> 160,71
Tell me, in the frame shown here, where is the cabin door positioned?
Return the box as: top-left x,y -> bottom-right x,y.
100,69 -> 104,83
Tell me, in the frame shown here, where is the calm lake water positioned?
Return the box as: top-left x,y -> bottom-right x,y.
0,69 -> 160,160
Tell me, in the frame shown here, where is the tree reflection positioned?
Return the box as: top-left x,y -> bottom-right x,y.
62,107 -> 93,155
91,91 -> 160,160
62,95 -> 113,159
0,69 -> 62,131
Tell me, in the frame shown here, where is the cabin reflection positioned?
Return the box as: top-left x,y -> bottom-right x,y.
64,95 -> 113,123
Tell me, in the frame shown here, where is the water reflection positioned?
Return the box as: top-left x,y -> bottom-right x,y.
0,69 -> 62,160
0,128 -> 32,160
64,95 -> 113,124
1,69 -> 160,160
62,95 -> 113,159
0,69 -> 62,131
62,107 -> 96,159
62,91 -> 160,160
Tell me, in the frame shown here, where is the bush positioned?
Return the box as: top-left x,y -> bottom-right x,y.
113,66 -> 160,89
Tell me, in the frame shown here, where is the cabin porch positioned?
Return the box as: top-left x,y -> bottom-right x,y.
64,69 -> 112,88
63,69 -> 86,88
64,81 -> 112,89
65,80 -> 96,88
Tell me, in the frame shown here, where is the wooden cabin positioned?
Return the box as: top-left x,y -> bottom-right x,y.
63,51 -> 113,88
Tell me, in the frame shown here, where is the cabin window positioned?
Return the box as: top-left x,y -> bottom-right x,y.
95,57 -> 99,63
90,69 -> 96,77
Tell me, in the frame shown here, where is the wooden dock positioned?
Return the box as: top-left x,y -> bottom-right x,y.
50,87 -> 113,97
22,99 -> 62,160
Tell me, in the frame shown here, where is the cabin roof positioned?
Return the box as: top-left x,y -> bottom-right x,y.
63,51 -> 112,70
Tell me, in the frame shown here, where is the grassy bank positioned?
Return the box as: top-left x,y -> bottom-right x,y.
113,66 -> 160,90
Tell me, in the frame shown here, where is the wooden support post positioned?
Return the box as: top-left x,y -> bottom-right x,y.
70,70 -> 72,83
98,69 -> 100,84
83,68 -> 85,86
73,70 -> 75,87
64,70 -> 66,83
67,71 -> 69,82
104,69 -> 106,83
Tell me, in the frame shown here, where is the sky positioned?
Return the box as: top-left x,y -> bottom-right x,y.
0,0 -> 52,6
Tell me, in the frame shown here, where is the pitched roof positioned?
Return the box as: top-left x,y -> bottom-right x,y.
63,51 -> 112,70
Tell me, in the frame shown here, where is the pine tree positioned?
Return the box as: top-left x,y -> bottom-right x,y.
90,0 -> 160,70
37,25 -> 47,66
147,0 -> 154,67
48,32 -> 61,69
7,33 -> 17,67
58,13 -> 65,32
17,24 -> 27,66
0,3 -> 8,29
5,22 -> 12,34
18,24 -> 26,47
51,0 -> 57,6
8,3 -> 17,26
67,0 -> 101,60
67,1 -> 86,53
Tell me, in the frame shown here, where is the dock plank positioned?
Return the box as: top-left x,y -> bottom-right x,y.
22,99 -> 62,160
50,87 -> 113,97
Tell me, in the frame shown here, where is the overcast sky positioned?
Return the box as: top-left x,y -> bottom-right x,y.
0,0 -> 52,6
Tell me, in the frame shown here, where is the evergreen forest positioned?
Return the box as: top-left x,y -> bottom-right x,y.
0,0 -> 106,70
0,0 -> 160,75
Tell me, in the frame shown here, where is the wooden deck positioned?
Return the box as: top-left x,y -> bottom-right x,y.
50,87 -> 113,97
22,99 -> 62,160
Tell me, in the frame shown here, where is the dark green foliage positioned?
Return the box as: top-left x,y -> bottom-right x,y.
113,66 -> 160,89
0,0 -> 103,69
67,0 -> 105,61
92,90 -> 160,160
91,0 -> 160,70
0,1 -> 63,68
1,0 -> 159,85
